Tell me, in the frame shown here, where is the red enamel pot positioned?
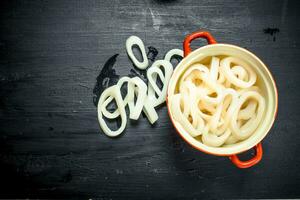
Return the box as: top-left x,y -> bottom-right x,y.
167,31 -> 278,168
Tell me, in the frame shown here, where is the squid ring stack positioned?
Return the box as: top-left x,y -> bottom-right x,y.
169,56 -> 266,147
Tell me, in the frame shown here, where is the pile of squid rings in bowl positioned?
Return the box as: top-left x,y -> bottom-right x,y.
98,36 -> 266,148
169,56 -> 266,147
97,36 -> 183,137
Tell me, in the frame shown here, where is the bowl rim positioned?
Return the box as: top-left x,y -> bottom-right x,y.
166,43 -> 278,156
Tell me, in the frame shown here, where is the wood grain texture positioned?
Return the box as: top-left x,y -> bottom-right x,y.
0,0 -> 300,198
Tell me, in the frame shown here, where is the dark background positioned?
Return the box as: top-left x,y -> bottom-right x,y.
0,0 -> 299,199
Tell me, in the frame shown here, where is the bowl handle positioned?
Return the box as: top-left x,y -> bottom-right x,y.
229,143 -> 263,168
183,31 -> 217,57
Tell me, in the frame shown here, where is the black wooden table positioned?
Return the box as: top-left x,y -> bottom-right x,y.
1,0 -> 300,198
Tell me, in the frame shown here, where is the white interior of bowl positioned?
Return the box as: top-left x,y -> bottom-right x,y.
167,44 -> 278,155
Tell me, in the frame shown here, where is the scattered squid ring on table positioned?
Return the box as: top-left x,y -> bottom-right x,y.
169,56 -> 266,147
97,36 -> 183,137
97,85 -> 127,137
147,60 -> 173,107
126,36 -> 149,69
164,49 -> 183,66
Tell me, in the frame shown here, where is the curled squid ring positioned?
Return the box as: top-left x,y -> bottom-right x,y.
231,65 -> 248,80
179,64 -> 224,105
126,36 -> 149,69
101,76 -> 147,120
230,91 -> 266,140
220,56 -> 257,88
147,60 -> 173,107
164,49 -> 183,67
170,94 -> 203,137
179,64 -> 209,93
126,77 -> 147,120
101,77 -> 132,119
213,88 -> 239,135
100,77 -> 160,126
97,85 -> 127,137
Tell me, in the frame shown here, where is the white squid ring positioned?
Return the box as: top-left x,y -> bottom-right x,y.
170,94 -> 203,137
230,91 -> 265,140
101,76 -> 147,120
126,36 -> 149,70
97,85 -> 127,137
220,56 -> 257,88
147,60 -> 173,107
164,49 -> 183,67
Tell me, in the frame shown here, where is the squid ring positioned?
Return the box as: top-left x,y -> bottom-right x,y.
147,60 -> 173,107
126,36 -> 149,69
170,94 -> 203,137
164,49 -> 183,66
220,56 -> 257,88
97,85 -> 127,137
101,76 -> 147,120
230,91 -> 265,140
